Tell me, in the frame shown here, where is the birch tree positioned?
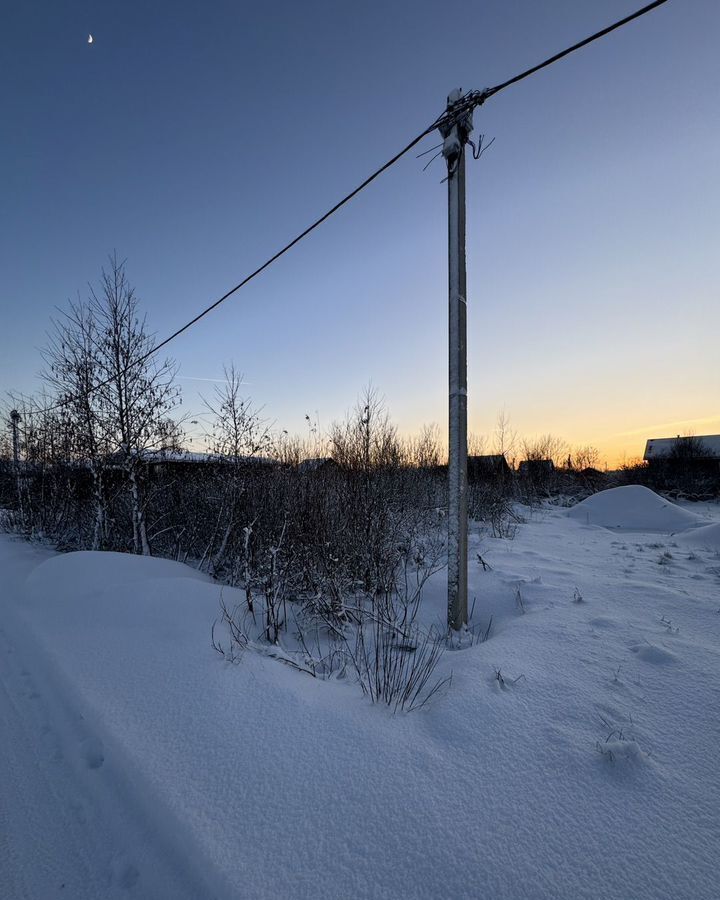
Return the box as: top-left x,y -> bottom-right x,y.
41,258 -> 181,552
42,300 -> 110,548
89,255 -> 182,555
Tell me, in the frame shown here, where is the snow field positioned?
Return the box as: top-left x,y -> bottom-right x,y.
1,486 -> 719,899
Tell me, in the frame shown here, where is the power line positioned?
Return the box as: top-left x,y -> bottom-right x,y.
30,122 -> 442,417
148,124 -> 443,361
433,0 -> 669,124
485,0 -> 668,101
27,0 -> 668,417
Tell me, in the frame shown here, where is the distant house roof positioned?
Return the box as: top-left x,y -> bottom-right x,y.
143,450 -> 214,464
111,449 -> 276,467
518,458 -> 555,474
297,457 -> 337,473
643,435 -> 720,461
467,454 -> 511,476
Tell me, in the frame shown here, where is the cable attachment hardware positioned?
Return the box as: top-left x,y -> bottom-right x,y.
438,88 -> 474,175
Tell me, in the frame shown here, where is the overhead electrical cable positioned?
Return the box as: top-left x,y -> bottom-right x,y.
484,0 -> 668,101
32,0 -> 668,416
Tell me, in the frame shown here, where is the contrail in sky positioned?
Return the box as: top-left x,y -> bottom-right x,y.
616,415 -> 720,438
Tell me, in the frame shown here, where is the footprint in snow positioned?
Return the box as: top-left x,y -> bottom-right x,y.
598,738 -> 648,765
70,798 -> 89,826
40,724 -> 63,764
108,855 -> 140,890
80,736 -> 105,770
589,617 -> 618,630
630,643 -> 676,665
118,864 -> 140,890
20,671 -> 40,699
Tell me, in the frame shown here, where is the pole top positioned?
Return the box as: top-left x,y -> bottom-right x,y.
440,89 -> 473,173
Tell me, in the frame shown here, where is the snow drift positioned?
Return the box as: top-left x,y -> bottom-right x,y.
674,521 -> 720,551
567,485 -> 704,532
25,549 -> 211,599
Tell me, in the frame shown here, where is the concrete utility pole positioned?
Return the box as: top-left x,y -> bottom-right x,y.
10,409 -> 25,528
10,410 -> 20,468
440,90 -> 473,632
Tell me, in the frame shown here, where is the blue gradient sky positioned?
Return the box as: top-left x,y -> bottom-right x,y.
2,0 -> 718,464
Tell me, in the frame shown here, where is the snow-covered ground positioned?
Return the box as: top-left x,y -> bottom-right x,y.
1,488 -> 719,899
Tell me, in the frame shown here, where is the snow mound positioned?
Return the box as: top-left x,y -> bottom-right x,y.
567,485 -> 704,533
674,522 -> 720,551
25,550 -> 211,602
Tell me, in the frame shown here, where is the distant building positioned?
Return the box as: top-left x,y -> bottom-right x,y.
518,458 -> 555,480
141,450 -> 214,473
643,435 -> 720,492
643,434 -> 720,463
109,449 -> 277,476
467,454 -> 511,482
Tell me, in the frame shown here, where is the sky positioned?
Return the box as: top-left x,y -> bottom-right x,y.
1,0 -> 719,466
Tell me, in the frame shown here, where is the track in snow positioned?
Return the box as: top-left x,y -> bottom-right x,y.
0,539 -> 222,900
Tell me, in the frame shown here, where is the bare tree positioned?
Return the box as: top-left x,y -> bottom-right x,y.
41,300 -> 110,548
492,410 -> 517,465
409,423 -> 443,469
330,386 -> 403,472
90,255 -> 182,555
202,364 -> 273,576
569,444 -> 601,471
3,392 -> 79,539
521,433 -> 568,467
467,432 -> 487,458
204,365 -> 272,462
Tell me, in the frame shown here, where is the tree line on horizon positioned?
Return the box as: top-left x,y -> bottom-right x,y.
2,256 -> 715,567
